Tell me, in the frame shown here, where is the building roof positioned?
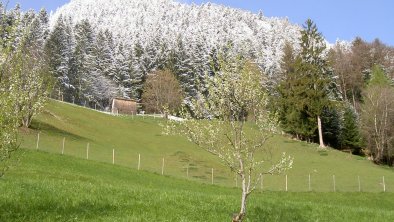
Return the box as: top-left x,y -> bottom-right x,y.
113,97 -> 138,102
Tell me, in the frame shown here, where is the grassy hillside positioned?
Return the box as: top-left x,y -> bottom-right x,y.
19,100 -> 394,192
1,150 -> 394,221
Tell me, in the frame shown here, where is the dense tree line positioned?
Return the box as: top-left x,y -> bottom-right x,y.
276,21 -> 394,165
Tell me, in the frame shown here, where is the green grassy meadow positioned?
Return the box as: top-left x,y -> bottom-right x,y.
1,150 -> 394,221
0,100 -> 393,221
19,100 -> 394,192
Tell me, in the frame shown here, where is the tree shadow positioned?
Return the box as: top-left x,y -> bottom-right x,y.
30,121 -> 89,141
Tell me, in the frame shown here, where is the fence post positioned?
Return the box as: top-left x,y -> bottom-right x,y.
285,174 -> 288,191
161,157 -> 165,175
62,137 -> 65,155
211,168 -> 214,185
333,175 -> 336,192
138,154 -> 141,170
86,143 -> 89,160
383,176 -> 386,192
308,174 -> 311,191
36,133 -> 40,150
358,176 -> 361,192
112,149 -> 115,164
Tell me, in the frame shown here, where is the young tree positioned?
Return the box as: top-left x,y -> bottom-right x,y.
8,44 -> 52,128
0,2 -> 19,176
14,11 -> 52,127
142,69 -> 183,116
164,57 -> 292,222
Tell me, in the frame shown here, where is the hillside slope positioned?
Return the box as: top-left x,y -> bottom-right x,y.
19,100 -> 394,192
1,150 -> 394,221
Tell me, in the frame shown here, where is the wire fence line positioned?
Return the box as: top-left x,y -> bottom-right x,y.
31,133 -> 392,193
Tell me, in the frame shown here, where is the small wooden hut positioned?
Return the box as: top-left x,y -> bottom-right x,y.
111,98 -> 138,115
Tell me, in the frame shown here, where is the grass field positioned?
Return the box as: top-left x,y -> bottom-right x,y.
1,150 -> 394,221
19,100 -> 394,192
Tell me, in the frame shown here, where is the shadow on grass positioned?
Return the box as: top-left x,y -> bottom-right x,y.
30,121 -> 89,141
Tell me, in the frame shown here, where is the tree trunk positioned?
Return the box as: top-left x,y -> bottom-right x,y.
233,191 -> 247,222
22,114 -> 33,128
317,116 -> 325,148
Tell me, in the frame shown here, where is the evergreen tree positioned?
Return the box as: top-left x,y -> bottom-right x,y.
45,16 -> 74,101
321,108 -> 341,148
94,30 -> 116,82
339,104 -> 362,153
130,41 -> 146,100
114,42 -> 131,98
171,37 -> 194,99
73,19 -> 96,105
278,19 -> 336,146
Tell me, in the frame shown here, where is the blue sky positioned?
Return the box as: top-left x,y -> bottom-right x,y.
6,0 -> 394,46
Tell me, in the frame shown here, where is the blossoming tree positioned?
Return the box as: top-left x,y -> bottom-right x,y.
165,56 -> 293,222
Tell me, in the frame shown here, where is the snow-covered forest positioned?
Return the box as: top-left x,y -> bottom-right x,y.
47,0 -> 302,107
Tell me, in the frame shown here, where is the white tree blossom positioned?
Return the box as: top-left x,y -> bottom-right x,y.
164,56 -> 293,222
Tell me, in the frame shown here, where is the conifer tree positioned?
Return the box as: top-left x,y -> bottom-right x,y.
130,41 -> 145,99
73,19 -> 96,105
340,104 -> 362,152
114,42 -> 131,98
95,30 -> 116,82
45,16 -> 74,101
278,19 -> 335,146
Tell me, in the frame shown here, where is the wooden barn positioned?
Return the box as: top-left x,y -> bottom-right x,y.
111,98 -> 138,115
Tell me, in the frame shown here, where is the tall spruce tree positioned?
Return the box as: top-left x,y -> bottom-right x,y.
45,16 -> 74,101
73,19 -> 96,105
114,42 -> 131,98
278,19 -> 335,147
130,41 -> 145,100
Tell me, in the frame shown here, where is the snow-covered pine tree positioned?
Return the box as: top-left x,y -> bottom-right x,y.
114,42 -> 131,98
170,36 -> 194,100
73,19 -> 97,105
188,33 -> 210,96
130,40 -> 146,100
45,15 -> 74,101
94,30 -> 117,83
